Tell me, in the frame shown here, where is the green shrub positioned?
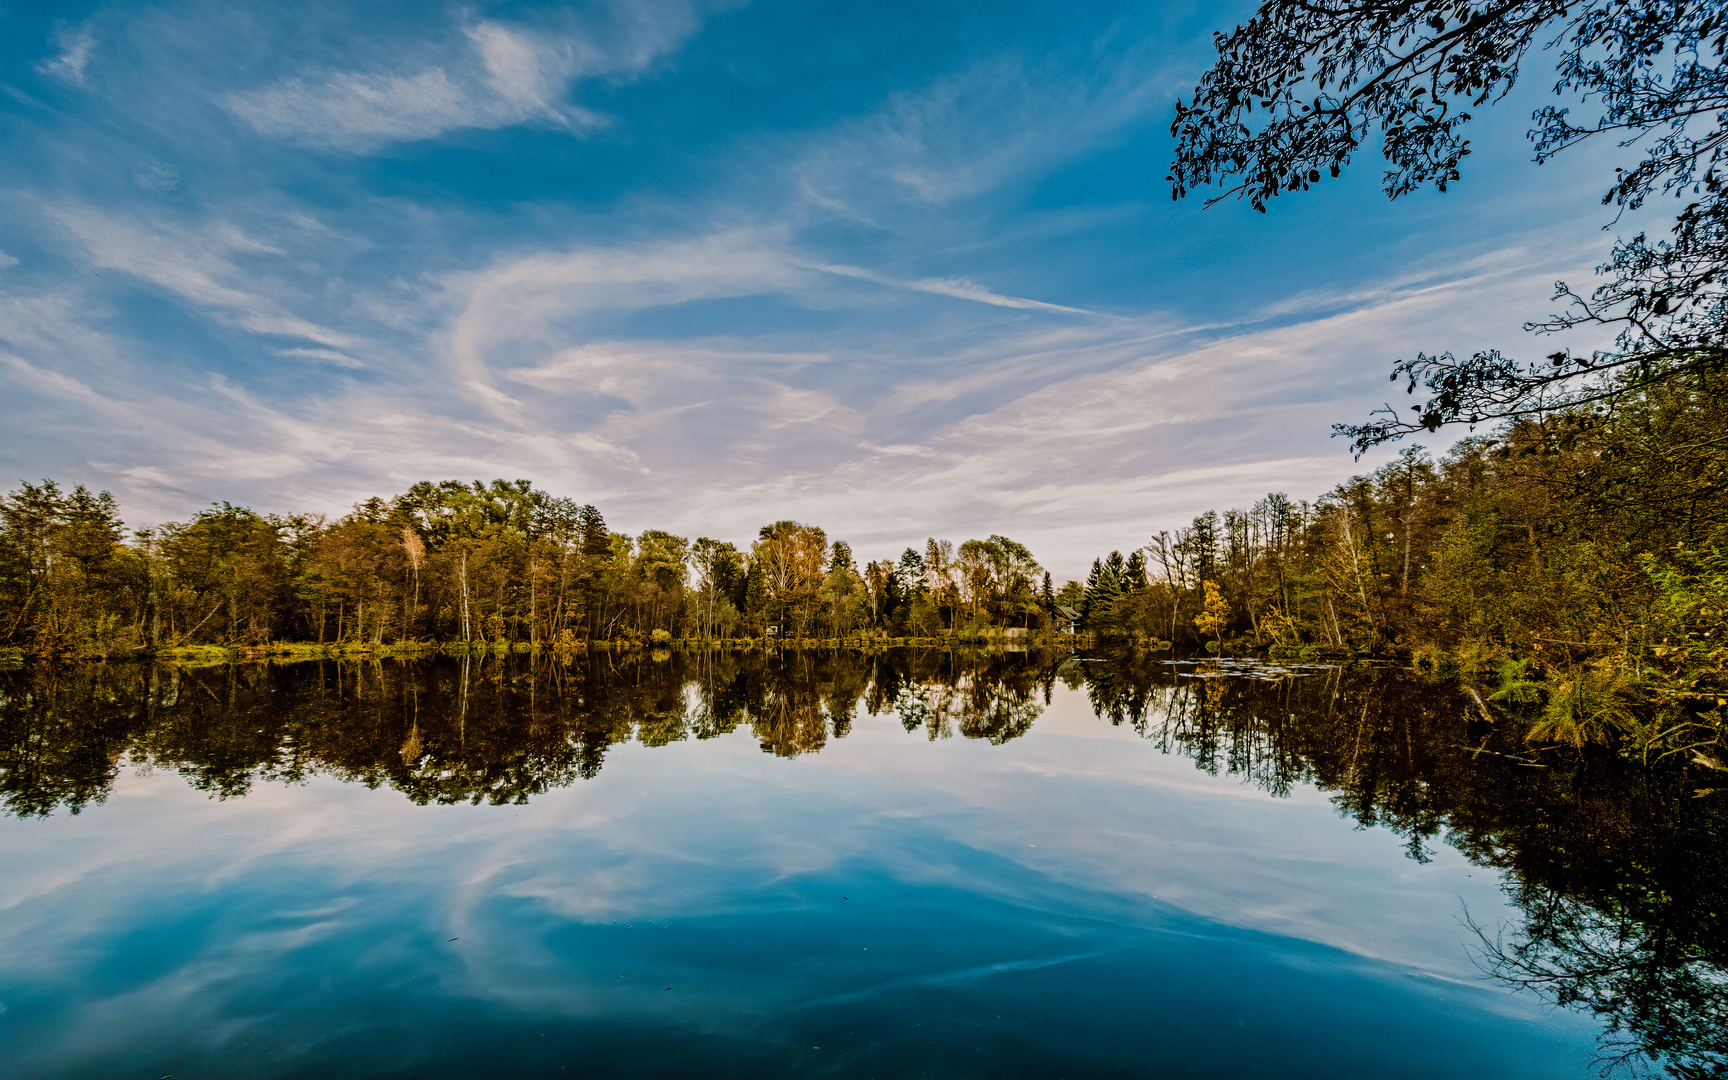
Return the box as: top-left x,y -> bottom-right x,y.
1489,659 -> 1546,710
1526,664 -> 1636,748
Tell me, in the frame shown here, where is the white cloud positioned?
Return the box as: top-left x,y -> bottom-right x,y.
227,69 -> 477,146
435,227 -> 1129,472
792,48 -> 1166,219
37,27 -> 95,86
810,262 -> 1098,315
468,23 -> 569,112
130,160 -> 181,193
1,350 -> 109,409
223,12 -> 700,151
48,205 -> 364,353
0,292 -> 125,381
278,347 -> 365,369
442,228 -> 805,398
444,228 -> 1108,379
0,252 -> 18,271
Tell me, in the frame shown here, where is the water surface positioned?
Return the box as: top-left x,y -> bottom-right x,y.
1,651 -> 1722,1078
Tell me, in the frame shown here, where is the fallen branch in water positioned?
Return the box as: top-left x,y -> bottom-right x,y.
1456,742 -> 1548,767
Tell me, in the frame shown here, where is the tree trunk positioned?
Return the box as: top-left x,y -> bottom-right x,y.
459,552 -> 472,641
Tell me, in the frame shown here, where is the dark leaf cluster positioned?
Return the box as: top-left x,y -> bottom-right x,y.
1173,0 -> 1728,446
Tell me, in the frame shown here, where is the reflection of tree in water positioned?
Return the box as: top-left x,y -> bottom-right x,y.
1084,652 -> 1728,1080
2,650 -> 1723,1075
0,665 -> 149,817
891,651 -> 1044,745
0,650 -> 1059,811
1470,888 -> 1727,1079
893,678 -> 1041,745
1078,658 -> 1151,732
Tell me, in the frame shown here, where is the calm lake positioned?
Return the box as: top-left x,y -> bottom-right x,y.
1,650 -> 1722,1079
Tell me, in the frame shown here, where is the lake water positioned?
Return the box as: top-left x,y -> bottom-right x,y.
1,650 -> 1722,1078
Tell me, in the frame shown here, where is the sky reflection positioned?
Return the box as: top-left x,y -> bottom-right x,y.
0,675 -> 1600,1078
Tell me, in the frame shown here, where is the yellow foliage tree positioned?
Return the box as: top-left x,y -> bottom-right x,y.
1195,580 -> 1228,652
1259,606 -> 1299,645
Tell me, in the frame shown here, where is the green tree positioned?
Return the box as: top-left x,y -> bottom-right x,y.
692,537 -> 746,639
0,481 -> 132,656
158,504 -> 290,646
817,541 -> 868,636
752,521 -> 827,636
1172,0 -> 1728,447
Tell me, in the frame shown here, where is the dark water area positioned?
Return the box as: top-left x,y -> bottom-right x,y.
0,650 -> 1723,1079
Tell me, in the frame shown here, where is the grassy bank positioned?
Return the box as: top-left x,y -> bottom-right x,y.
115,631 -> 1127,668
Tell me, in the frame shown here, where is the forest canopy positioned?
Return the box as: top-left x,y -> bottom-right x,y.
0,476 -> 1056,655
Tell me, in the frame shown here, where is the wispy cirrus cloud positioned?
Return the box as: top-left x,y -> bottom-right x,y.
808,263 -> 1098,315
0,222 -> 1589,570
224,6 -> 707,151
435,227 -> 1113,447
790,46 -> 1171,222
227,68 -> 497,148
47,205 -> 366,354
0,0 -> 1621,576
37,25 -> 96,85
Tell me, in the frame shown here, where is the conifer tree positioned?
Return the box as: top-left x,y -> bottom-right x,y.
1085,553 -> 1125,626
1081,558 -> 1104,624
1124,550 -> 1148,592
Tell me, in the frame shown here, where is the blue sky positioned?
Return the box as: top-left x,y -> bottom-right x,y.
0,0 -> 1626,576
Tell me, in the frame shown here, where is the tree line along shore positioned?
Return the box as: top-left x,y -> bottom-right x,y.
122,634 -> 1100,668
3,376 -> 1725,760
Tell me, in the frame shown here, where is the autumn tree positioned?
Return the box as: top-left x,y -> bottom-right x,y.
752,521 -> 828,636
1195,580 -> 1229,653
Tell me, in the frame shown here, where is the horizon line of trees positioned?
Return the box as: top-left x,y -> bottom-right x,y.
3,374 -> 1725,758
0,476 -> 1075,655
